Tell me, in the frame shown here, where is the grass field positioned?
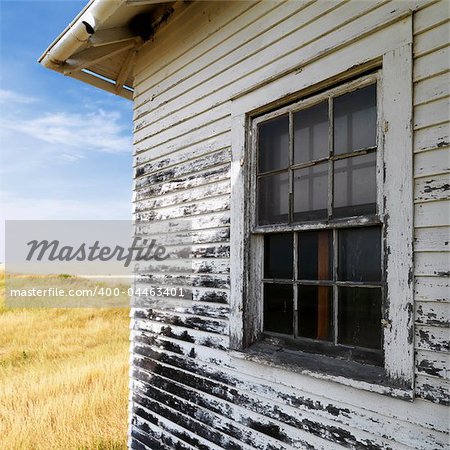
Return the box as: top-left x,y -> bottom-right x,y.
0,269 -> 130,450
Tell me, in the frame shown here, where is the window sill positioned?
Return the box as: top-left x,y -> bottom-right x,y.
230,338 -> 413,401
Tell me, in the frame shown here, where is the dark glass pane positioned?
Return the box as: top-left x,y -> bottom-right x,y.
338,287 -> 382,349
298,285 -> 332,341
258,172 -> 289,225
298,230 -> 333,280
338,227 -> 381,282
334,84 -> 377,154
333,152 -> 376,218
264,233 -> 293,279
264,284 -> 293,334
294,101 -> 329,164
258,115 -> 289,173
293,162 -> 328,221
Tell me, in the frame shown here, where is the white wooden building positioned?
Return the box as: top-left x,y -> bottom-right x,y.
41,1 -> 449,448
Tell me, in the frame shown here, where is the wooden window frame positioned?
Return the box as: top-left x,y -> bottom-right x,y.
229,17 -> 414,399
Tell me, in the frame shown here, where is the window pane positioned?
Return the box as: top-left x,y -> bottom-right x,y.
333,152 -> 376,218
334,84 -> 377,154
298,285 -> 332,341
338,287 -> 382,349
298,230 -> 333,280
264,283 -> 293,334
264,233 -> 293,279
258,171 -> 289,225
294,101 -> 329,164
293,162 -> 328,221
258,115 -> 289,173
338,227 -> 381,282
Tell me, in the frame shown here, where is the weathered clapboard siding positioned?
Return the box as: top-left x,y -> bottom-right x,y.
129,1 -> 450,448
413,0 -> 450,410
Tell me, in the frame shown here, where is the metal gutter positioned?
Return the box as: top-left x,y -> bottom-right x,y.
38,0 -> 124,71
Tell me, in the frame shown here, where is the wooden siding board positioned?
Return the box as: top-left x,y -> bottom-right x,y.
413,0 -> 450,35
133,1 -> 260,88
413,45 -> 450,82
414,227 -> 450,252
414,96 -> 450,130
134,164 -> 231,203
414,146 -> 450,177
414,276 -> 450,301
414,172 -> 450,203
414,200 -> 450,227
416,349 -> 450,379
413,20 -> 450,57
133,0 -> 338,122
134,1 -> 411,135
133,0 -> 325,109
131,343 -> 448,450
415,324 -> 450,352
415,301 -> 450,326
134,180 -> 230,213
414,121 -> 450,152
131,375 -> 296,450
416,374 -> 450,406
134,335 -> 450,449
415,252 -> 450,276
134,116 -> 230,156
414,71 -> 450,106
131,318 -> 229,351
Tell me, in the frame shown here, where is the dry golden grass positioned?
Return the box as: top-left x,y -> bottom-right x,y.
0,269 -> 130,450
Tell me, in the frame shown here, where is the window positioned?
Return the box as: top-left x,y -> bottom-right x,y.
230,32 -> 414,397
254,75 -> 384,365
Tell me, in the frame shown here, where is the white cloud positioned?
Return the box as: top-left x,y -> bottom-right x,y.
2,109 -> 132,154
0,89 -> 37,104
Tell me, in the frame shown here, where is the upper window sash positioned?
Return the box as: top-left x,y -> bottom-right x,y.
250,72 -> 384,234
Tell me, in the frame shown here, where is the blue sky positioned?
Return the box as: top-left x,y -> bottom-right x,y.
0,1 -> 134,260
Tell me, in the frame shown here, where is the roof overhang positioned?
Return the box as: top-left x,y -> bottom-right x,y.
39,0 -> 182,100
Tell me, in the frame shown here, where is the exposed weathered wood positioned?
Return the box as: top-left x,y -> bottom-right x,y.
414,172 -> 450,203
134,164 -> 231,202
415,324 -> 450,352
135,195 -> 230,223
415,301 -> 450,326
131,297 -> 229,319
131,318 -> 229,350
131,345 -> 447,449
134,179 -> 230,212
416,349 -> 450,379
380,41 -> 415,388
134,131 -> 230,168
416,374 -> 450,406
